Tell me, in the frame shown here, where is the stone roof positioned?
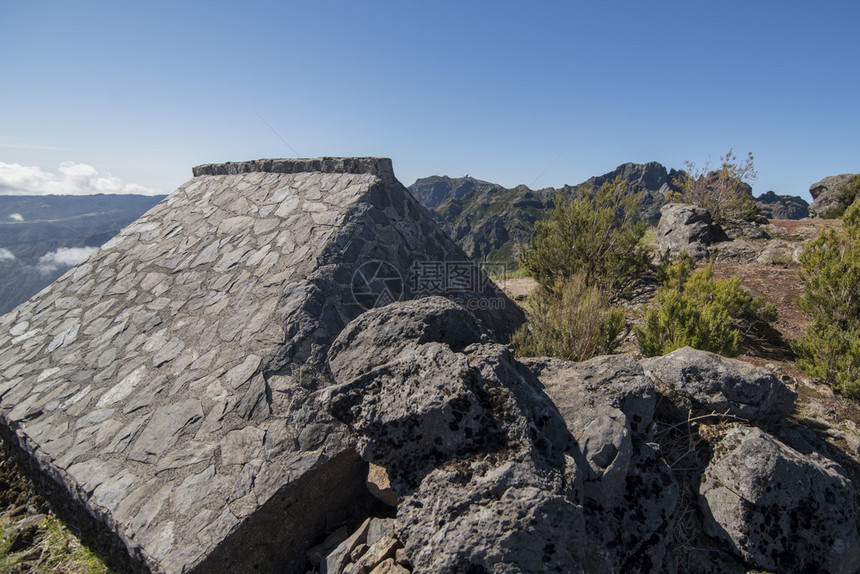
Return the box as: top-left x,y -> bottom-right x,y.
0,158 -> 524,573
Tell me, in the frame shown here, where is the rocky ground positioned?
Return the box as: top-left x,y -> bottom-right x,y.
2,218 -> 859,573
496,216 -> 860,481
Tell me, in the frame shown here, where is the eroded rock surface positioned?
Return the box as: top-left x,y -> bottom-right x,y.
701,426 -> 860,573
656,203 -> 712,259
326,299 -> 685,573
642,346 -> 797,423
325,298 -> 588,572
809,173 -> 859,219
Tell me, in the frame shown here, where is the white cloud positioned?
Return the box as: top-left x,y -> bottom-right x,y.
0,248 -> 15,261
0,161 -> 163,196
8,213 -> 23,221
37,246 -> 98,273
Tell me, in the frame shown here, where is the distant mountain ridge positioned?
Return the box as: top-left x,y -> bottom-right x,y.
0,193 -> 165,313
408,162 -> 677,265
408,163 -> 809,266
408,175 -> 504,210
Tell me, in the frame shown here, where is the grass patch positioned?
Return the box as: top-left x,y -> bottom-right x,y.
639,225 -> 658,247
0,514 -> 113,574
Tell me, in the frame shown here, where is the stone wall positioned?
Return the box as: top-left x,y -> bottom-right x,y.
0,158 -> 523,573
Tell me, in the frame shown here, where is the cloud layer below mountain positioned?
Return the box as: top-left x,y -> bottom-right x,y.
0,161 -> 162,196
37,246 -> 99,273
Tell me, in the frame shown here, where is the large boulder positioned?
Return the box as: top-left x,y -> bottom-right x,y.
325,298 -> 590,572
755,190 -> 809,220
700,426 -> 860,573
716,218 -> 770,241
326,299 -> 682,573
641,347 -> 797,423
523,354 -> 678,571
656,203 -> 712,259
809,173 -> 859,219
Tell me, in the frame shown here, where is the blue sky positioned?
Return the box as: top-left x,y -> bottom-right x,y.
1,1 -> 857,200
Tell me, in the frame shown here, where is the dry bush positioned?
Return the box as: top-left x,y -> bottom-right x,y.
511,272 -> 626,362
670,149 -> 759,223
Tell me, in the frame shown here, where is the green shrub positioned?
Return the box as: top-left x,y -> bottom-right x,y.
636,264 -> 777,357
793,323 -> 860,396
792,201 -> 860,395
512,273 -> 627,362
519,178 -> 648,297
654,251 -> 696,290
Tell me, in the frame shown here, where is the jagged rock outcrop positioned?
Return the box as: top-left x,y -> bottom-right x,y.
407,175 -> 504,210
809,173 -> 860,219
701,426 -> 860,573
325,297 -> 590,572
524,355 -> 678,571
0,158 -> 524,573
326,298 -> 680,573
754,190 -> 809,220
656,203 -> 713,259
579,161 -> 678,223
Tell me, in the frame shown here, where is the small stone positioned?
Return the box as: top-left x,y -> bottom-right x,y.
325,518 -> 371,574
155,441 -> 215,473
97,365 -> 146,408
366,518 -> 395,547
366,464 -> 398,507
369,558 -> 410,574
152,337 -> 186,367
353,536 -> 400,573
92,471 -> 137,511
173,465 -> 220,516
350,543 -> 369,562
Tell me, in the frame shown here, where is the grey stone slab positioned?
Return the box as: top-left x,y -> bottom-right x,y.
220,426 -> 265,466
155,441 -> 216,473
127,400 -> 203,463
101,413 -> 150,455
92,471 -> 138,512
